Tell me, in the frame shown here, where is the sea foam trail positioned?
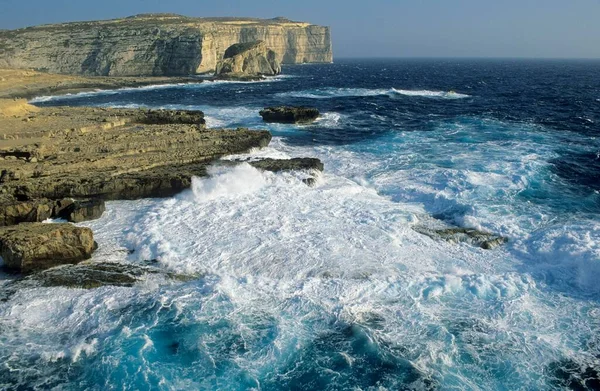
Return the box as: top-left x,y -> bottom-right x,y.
276,87 -> 470,99
391,88 -> 471,99
29,77 -> 285,103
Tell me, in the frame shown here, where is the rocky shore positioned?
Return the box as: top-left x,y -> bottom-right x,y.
0,69 -> 324,275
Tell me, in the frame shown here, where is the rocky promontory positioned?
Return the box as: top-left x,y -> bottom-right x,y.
0,14 -> 332,76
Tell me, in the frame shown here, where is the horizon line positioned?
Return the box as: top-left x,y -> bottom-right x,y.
331,56 -> 600,61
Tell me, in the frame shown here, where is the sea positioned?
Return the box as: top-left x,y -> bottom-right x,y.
2,59 -> 600,390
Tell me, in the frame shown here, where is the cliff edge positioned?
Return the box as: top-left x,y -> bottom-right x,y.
0,14 -> 332,76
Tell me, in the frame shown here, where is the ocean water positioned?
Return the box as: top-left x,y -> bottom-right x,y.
3,59 -> 600,390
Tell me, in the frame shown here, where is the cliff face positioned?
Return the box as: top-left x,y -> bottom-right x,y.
0,14 -> 332,76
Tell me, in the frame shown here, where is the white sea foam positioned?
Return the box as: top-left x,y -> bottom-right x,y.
276,87 -> 470,100
29,77 -> 284,103
190,164 -> 267,202
390,88 -> 471,99
277,87 -> 390,99
29,83 -> 201,103
314,112 -> 344,128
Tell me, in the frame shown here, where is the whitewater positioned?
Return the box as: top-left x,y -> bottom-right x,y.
1,59 -> 599,390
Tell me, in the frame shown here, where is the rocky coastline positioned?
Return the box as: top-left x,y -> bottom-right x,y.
0,69 -> 324,278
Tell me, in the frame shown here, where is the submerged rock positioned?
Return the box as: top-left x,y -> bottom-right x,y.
302,177 -> 318,187
547,359 -> 600,390
259,106 -> 320,123
0,223 -> 96,272
414,226 -> 508,250
216,41 -> 281,77
267,322 -> 437,390
0,261 -> 196,301
32,262 -> 192,289
248,157 -> 324,172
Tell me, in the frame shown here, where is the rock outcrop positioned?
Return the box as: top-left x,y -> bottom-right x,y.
59,199 -> 106,223
0,223 -> 96,272
413,226 -> 508,250
0,14 -> 332,76
0,197 -> 106,226
216,41 -> 280,77
248,158 -> 324,172
259,106 -> 320,123
0,197 -> 54,226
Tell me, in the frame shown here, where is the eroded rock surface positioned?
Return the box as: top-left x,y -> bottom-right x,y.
413,226 -> 508,250
136,109 -> 206,127
0,197 -> 106,226
0,223 -> 96,272
216,41 -> 281,77
260,106 -> 320,123
0,196 -> 54,226
60,199 -> 106,223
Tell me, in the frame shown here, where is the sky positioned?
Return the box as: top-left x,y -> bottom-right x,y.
0,0 -> 599,59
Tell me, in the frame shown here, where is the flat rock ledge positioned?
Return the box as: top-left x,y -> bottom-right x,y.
259,106 -> 320,124
414,226 -> 508,250
0,223 -> 96,272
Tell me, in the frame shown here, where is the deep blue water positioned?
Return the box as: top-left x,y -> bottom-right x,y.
1,59 -> 599,390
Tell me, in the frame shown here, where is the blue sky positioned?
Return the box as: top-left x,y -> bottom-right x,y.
1,0 -> 599,58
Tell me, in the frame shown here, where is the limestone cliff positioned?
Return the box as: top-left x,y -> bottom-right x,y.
0,14 -> 332,76
216,41 -> 281,77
